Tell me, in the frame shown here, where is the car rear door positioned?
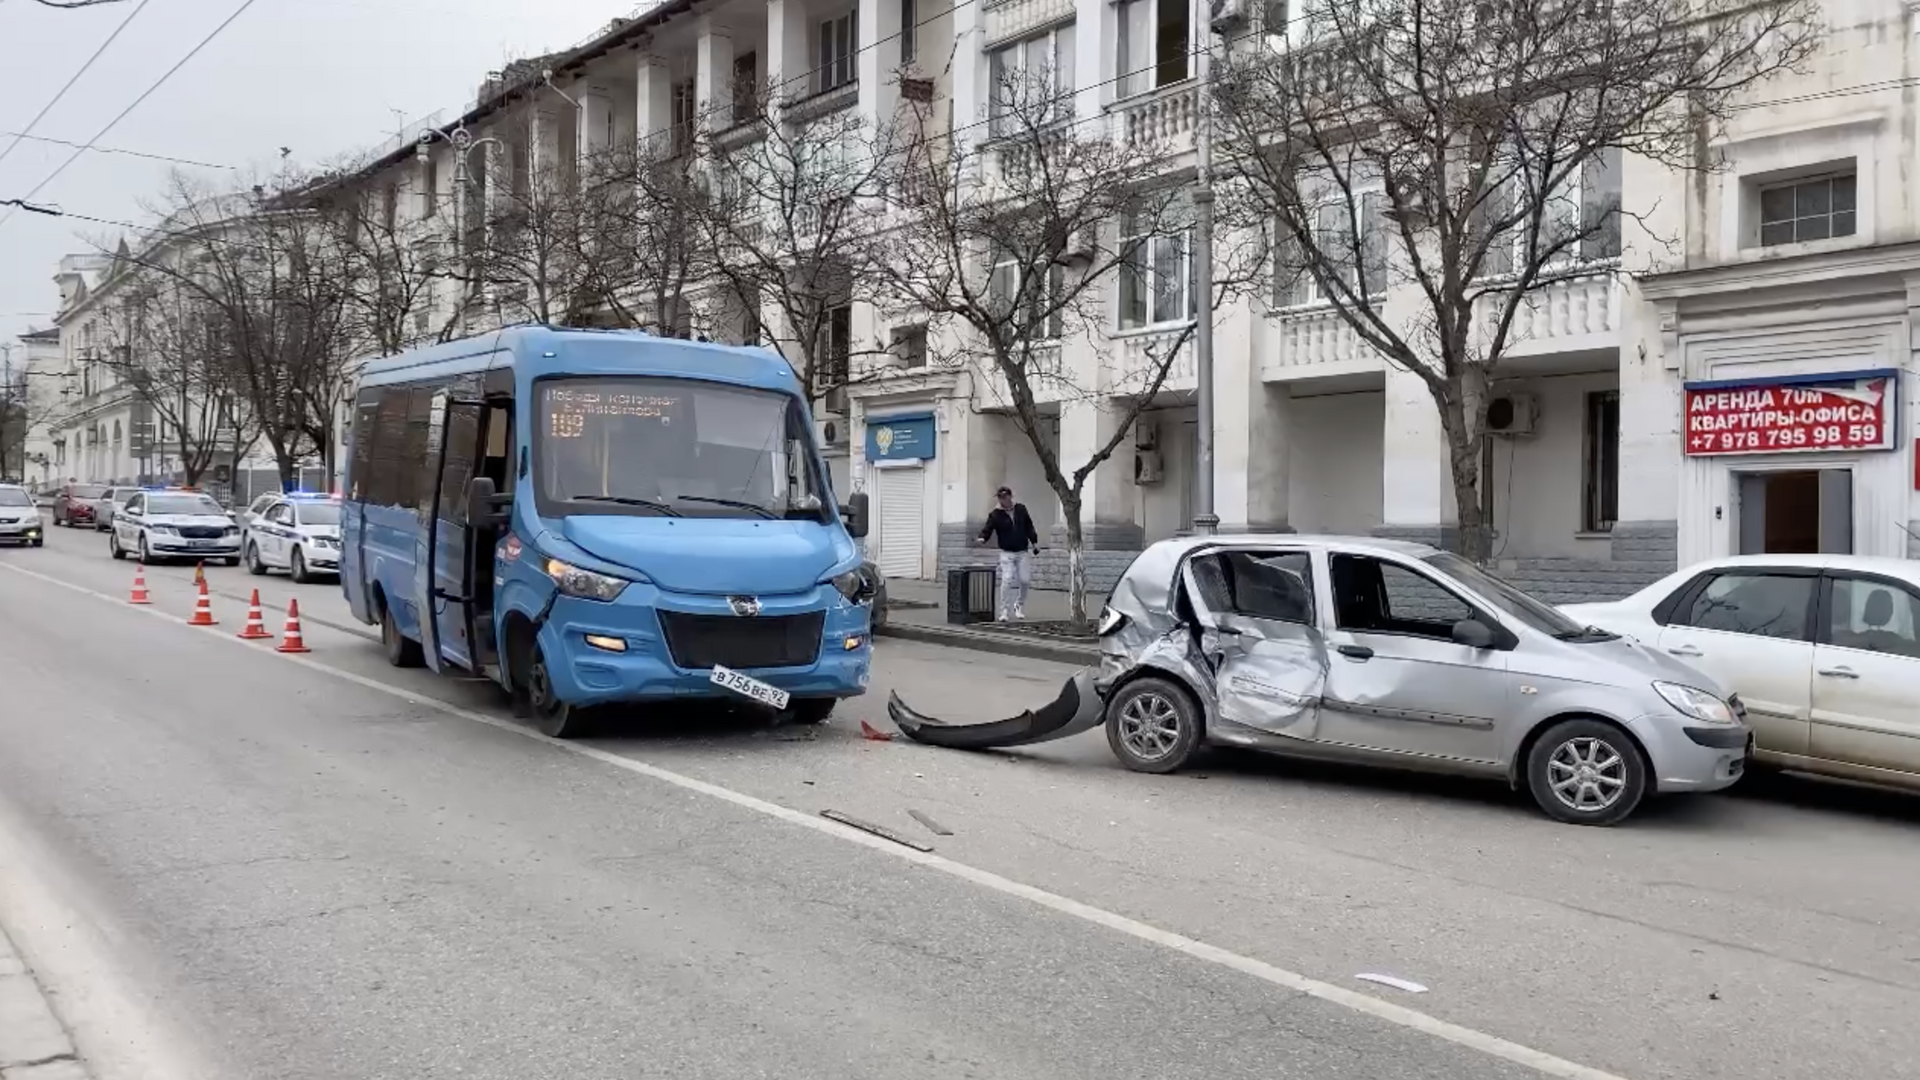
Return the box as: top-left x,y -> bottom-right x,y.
1655,568 -> 1816,759
1808,573 -> 1920,779
1177,546 -> 1326,738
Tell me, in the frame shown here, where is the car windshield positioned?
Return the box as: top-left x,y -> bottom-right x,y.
0,489 -> 31,507
1422,552 -> 1588,637
535,376 -> 829,521
296,502 -> 341,526
148,494 -> 225,516
71,485 -> 106,498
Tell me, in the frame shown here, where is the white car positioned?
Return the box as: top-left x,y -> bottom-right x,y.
0,484 -> 43,547
110,489 -> 242,565
1563,554 -> 1920,792
242,494 -> 342,582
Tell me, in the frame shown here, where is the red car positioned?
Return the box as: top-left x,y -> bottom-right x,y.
51,482 -> 108,528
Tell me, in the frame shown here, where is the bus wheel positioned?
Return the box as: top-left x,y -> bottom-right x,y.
527,645 -> 585,739
380,599 -> 424,668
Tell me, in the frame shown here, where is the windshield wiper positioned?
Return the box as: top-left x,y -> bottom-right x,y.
671,494 -> 779,519
1553,625 -> 1620,641
569,495 -> 681,516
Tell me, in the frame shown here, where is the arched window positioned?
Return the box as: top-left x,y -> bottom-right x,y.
113,420 -> 123,446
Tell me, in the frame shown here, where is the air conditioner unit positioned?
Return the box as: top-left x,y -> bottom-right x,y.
1134,450 -> 1165,484
1486,393 -> 1538,437
1134,421 -> 1159,451
818,418 -> 844,447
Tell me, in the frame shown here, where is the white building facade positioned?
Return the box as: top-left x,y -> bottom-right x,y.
322,0 -> 1916,601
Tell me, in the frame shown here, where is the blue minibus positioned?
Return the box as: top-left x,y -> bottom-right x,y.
340,326 -> 875,737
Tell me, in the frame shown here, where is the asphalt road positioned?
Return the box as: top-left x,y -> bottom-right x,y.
4,515 -> 1920,1080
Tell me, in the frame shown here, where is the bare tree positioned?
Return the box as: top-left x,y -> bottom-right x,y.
313,177 -> 451,357
467,125 -> 609,327
95,274 -> 236,486
872,66 -> 1259,623
1211,0 -> 1818,561
698,87 -> 899,408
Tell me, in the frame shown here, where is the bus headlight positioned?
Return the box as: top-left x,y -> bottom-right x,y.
545,558 -> 629,602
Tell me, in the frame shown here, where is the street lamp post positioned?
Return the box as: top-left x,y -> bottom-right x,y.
417,123 -> 505,337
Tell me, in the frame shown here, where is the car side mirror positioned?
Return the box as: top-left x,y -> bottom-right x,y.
467,476 -> 510,529
840,491 -> 870,539
1451,617 -> 1496,650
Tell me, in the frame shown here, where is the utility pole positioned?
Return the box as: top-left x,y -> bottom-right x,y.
1191,1 -> 1241,537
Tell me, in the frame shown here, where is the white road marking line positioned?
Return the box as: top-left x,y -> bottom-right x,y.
1,561 -> 1634,1080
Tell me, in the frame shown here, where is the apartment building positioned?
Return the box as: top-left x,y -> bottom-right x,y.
8,326 -> 62,486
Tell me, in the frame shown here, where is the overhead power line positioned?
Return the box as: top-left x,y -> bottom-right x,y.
0,0 -> 263,231
0,131 -> 235,170
0,0 -> 154,173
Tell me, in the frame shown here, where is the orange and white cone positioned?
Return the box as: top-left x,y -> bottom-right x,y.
237,589 -> 272,640
194,561 -> 206,587
128,564 -> 152,605
275,599 -> 311,654
186,578 -> 218,626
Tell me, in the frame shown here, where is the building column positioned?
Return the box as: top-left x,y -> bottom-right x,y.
578,87 -> 615,160
937,401 -> 1007,572
948,0 -> 982,134
1378,365 -> 1456,549
766,0 -> 810,104
857,0 -> 901,125
635,58 -> 673,152
1213,294 -> 1290,532
1618,285 -> 1684,568
696,23 -> 736,131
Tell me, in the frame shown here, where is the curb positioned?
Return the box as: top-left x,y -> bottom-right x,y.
876,621 -> 1098,666
0,926 -> 87,1080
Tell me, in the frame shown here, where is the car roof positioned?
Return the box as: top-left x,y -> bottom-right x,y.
1139,532 -> 1442,562
1687,552 -> 1920,582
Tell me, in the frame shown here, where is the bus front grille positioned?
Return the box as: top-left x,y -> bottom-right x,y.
658,611 -> 825,670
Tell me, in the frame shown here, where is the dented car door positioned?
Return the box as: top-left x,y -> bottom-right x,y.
1180,548 -> 1329,740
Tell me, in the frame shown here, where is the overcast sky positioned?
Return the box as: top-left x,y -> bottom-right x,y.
0,0 -> 638,352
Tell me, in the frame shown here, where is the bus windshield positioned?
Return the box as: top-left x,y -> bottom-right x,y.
535,376 -> 829,521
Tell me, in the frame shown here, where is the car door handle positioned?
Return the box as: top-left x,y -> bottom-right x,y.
1817,666 -> 1859,679
1337,644 -> 1374,660
1667,644 -> 1703,657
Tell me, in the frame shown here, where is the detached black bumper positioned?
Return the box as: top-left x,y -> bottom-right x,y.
887,669 -> 1105,750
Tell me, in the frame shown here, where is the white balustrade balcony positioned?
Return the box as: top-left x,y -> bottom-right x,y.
1109,81 -> 1200,155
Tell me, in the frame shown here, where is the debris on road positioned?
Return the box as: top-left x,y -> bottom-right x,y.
858,720 -> 895,742
819,809 -> 934,852
887,669 -> 1103,750
1355,973 -> 1429,994
907,809 -> 952,836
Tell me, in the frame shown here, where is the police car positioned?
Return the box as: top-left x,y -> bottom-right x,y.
242,493 -> 342,582
109,488 -> 242,565
0,484 -> 42,547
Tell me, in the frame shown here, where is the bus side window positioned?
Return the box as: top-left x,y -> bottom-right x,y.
347,397 -> 379,501
366,389 -> 411,507
482,405 -> 512,491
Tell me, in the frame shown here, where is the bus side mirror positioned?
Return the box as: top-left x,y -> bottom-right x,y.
467,476 -> 510,529
841,491 -> 870,539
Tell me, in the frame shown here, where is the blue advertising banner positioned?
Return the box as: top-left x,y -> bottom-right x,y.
865,413 -> 937,461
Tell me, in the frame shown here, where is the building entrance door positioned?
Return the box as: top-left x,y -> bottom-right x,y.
1737,468 -> 1852,555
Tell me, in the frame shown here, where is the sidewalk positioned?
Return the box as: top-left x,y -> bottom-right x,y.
0,927 -> 87,1080
878,574 -> 1105,665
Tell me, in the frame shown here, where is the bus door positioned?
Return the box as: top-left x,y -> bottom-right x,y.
415,391 -> 488,673
342,395 -> 380,622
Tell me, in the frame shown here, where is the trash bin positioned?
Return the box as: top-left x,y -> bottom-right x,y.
946,564 -> 998,625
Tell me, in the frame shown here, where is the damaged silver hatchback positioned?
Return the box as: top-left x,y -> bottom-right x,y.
894,535 -> 1753,826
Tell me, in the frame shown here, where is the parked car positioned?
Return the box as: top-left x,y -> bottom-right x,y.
1563,554 -> 1920,793
0,485 -> 43,547
890,535 -> 1752,826
108,488 -> 242,565
51,482 -> 109,528
241,493 -> 342,582
95,486 -> 142,532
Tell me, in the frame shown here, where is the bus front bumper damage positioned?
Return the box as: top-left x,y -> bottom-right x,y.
886,668 -> 1104,749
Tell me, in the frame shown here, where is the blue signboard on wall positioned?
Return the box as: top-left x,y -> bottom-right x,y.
865,413 -> 937,462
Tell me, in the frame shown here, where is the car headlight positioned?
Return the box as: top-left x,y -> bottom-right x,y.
827,569 -> 870,602
149,524 -> 177,534
1653,681 -> 1737,725
1096,605 -> 1128,636
545,558 -> 629,602
224,527 -> 240,537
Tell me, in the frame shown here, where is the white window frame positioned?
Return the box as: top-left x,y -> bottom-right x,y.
670,78 -> 698,155
989,252 -> 1066,341
1474,146 -> 1622,279
819,12 -> 858,94
988,24 -> 1077,138
1275,186 -> 1386,309
1115,0 -> 1190,99
1119,206 -> 1194,330
1756,170 -> 1857,249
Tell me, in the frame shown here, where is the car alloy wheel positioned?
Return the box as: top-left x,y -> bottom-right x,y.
246,542 -> 266,576
1104,677 -> 1202,774
138,534 -> 153,564
1525,718 -> 1648,826
290,547 -> 310,584
1546,737 -> 1629,813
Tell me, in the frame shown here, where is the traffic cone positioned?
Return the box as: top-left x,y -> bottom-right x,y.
236,590 -> 272,640
275,599 -> 311,654
186,578 -> 218,626
194,561 -> 205,586
128,564 -> 151,605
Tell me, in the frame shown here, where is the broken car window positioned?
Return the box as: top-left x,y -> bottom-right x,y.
1330,555 -> 1472,640
1192,550 -> 1315,624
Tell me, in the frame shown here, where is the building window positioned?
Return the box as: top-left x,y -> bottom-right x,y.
732,52 -> 760,122
891,323 -> 928,367
819,303 -> 853,387
1582,389 -> 1619,533
901,0 -> 917,64
989,254 -> 1065,340
671,78 -> 698,155
1120,206 -> 1193,329
819,13 -> 858,93
1116,0 -> 1189,98
1759,172 -> 1856,247
1475,146 -> 1623,277
421,158 -> 439,218
1276,191 -> 1387,307
987,25 -> 1076,137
